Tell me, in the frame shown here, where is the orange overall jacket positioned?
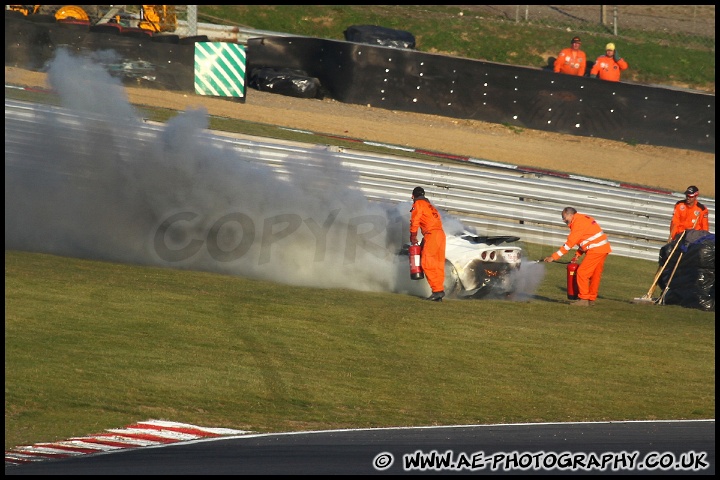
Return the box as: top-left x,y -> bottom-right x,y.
552,213 -> 612,301
554,47 -> 587,76
590,55 -> 628,82
410,198 -> 446,293
669,201 -> 710,240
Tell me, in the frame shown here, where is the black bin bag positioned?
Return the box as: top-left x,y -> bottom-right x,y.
658,231 -> 715,311
248,67 -> 323,99
343,25 -> 416,49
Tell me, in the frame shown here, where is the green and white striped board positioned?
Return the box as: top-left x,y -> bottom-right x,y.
194,42 -> 246,100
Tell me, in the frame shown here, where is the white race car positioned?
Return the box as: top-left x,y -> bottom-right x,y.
401,232 -> 523,299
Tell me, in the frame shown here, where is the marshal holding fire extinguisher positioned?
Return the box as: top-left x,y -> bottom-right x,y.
543,207 -> 612,307
409,186 -> 447,301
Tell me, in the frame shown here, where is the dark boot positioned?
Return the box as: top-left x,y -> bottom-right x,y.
426,291 -> 445,301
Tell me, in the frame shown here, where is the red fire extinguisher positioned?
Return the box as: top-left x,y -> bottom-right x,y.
408,244 -> 424,280
567,258 -> 579,300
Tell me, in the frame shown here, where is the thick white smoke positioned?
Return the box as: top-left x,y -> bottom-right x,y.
6,49 -> 415,293
5,49 -> 544,299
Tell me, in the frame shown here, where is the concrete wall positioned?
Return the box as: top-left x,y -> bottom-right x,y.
247,36 -> 715,154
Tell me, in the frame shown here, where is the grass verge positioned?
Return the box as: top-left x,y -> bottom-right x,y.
5,248 -> 714,450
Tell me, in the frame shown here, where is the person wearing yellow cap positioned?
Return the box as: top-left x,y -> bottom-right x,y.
553,35 -> 587,77
590,42 -> 629,82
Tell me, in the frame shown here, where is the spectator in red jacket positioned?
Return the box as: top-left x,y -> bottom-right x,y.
590,42 -> 629,82
554,36 -> 587,77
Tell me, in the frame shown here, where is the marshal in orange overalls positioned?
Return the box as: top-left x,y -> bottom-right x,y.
669,196 -> 710,242
590,46 -> 628,82
550,212 -> 612,302
410,195 -> 446,294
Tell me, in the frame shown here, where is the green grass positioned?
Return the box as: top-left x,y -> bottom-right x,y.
5,248 -> 715,450
198,5 -> 715,92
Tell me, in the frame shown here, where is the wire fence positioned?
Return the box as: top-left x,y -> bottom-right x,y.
179,5 -> 714,45
473,5 -> 715,47
478,5 -> 714,37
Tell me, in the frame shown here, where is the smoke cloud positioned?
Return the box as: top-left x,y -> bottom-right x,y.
5,49 -> 544,300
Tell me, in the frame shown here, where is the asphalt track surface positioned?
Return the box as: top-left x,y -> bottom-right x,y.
5,420 -> 715,475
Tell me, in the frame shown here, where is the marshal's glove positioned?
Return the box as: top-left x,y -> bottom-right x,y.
410,232 -> 418,245
613,50 -> 620,62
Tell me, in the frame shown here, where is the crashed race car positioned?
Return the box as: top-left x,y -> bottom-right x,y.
400,231 -> 523,299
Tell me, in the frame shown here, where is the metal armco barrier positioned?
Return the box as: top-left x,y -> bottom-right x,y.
5,99 -> 714,262
201,134 -> 714,262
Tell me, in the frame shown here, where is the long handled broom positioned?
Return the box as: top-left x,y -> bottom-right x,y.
632,230 -> 686,304
657,249 -> 685,305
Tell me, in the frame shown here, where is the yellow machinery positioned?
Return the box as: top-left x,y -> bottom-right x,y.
137,5 -> 176,32
6,5 -> 41,16
6,5 -> 177,32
